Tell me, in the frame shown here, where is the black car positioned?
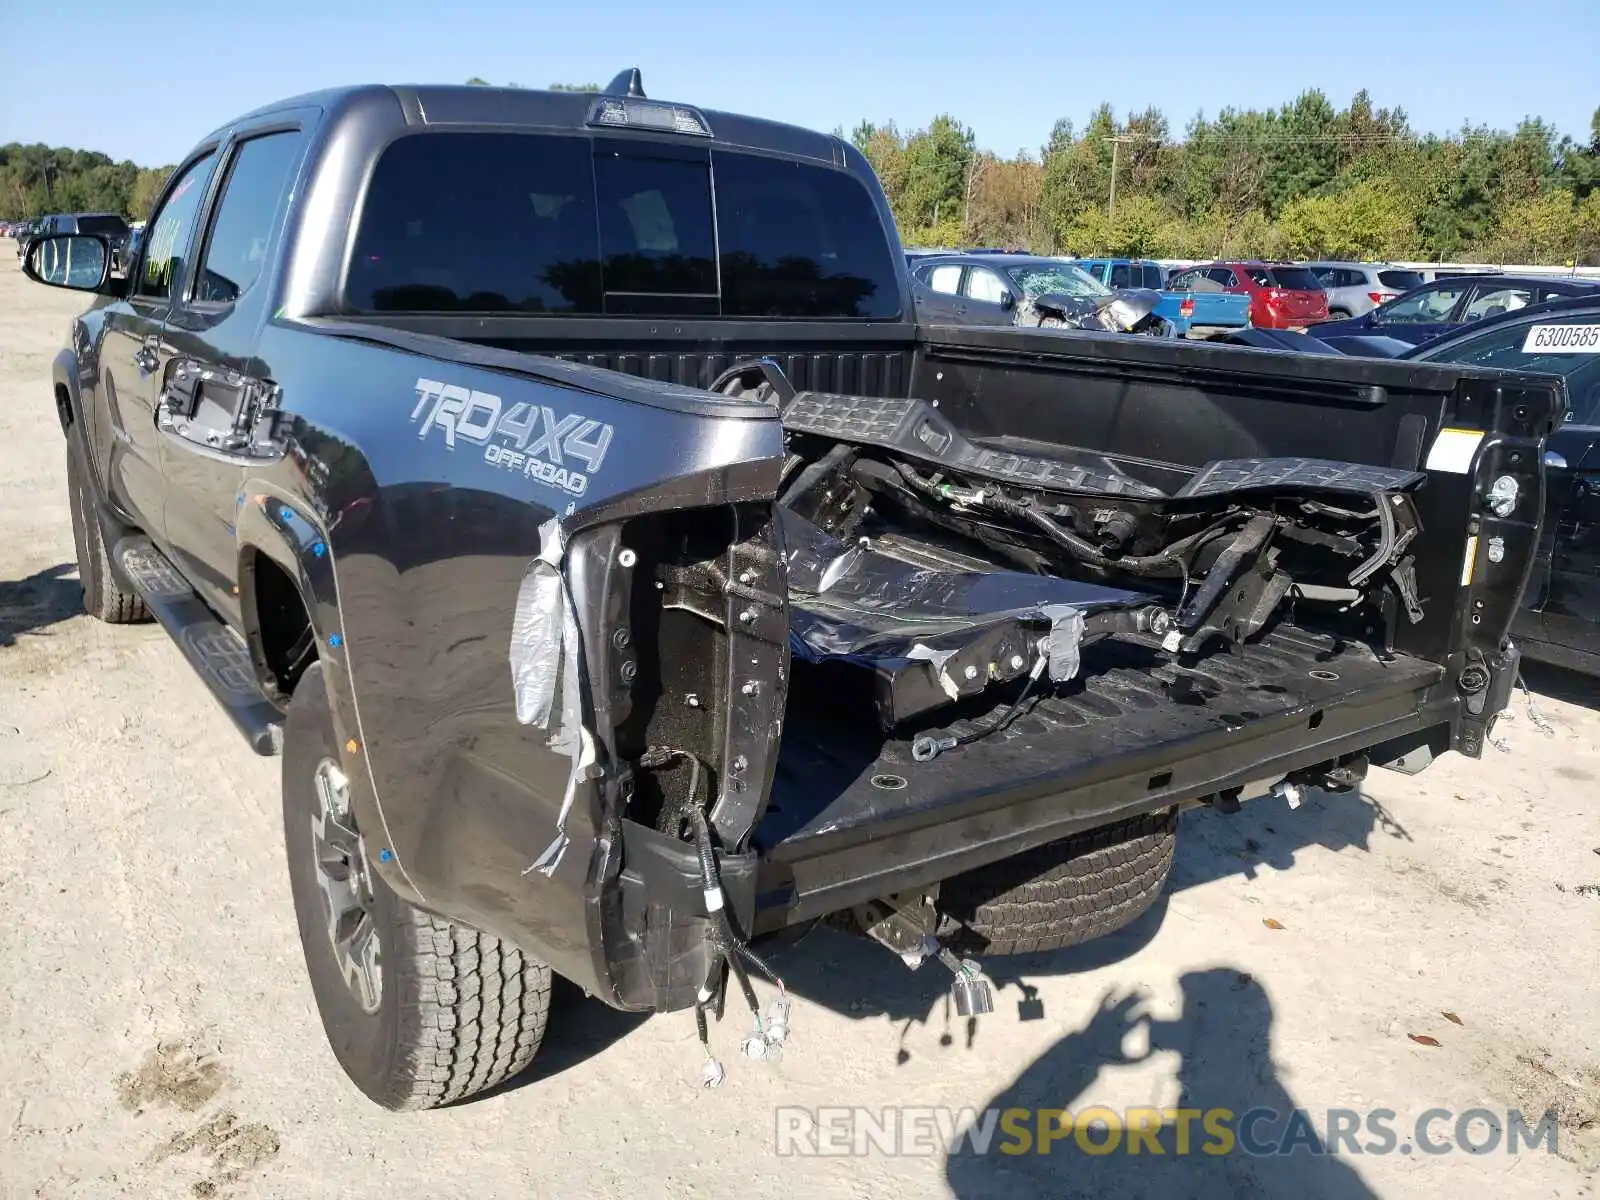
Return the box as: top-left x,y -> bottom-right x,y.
1312,273 -> 1600,347
1401,296 -> 1600,674
908,252 -> 1109,325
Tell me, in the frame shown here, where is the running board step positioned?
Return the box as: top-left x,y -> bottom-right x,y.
113,536 -> 284,756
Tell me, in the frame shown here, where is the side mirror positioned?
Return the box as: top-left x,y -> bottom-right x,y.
999,290 -> 1016,311
23,234 -> 110,292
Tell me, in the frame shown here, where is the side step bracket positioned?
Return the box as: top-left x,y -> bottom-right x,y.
112,536 -> 284,756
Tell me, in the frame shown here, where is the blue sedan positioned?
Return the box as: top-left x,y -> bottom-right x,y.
1311,273 -> 1600,347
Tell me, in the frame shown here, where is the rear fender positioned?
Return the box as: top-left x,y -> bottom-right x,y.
264,333 -> 789,1008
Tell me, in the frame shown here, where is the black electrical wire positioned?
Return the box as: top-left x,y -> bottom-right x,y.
644,744 -> 780,1026
891,460 -> 1244,579
957,662 -> 1045,745
913,653 -> 1049,761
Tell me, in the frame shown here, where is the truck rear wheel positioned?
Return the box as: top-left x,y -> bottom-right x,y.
65,428 -> 148,623
936,808 -> 1177,955
282,664 -> 551,1110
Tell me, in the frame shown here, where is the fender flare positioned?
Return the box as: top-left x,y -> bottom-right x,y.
234,483 -> 427,907
50,348 -> 80,437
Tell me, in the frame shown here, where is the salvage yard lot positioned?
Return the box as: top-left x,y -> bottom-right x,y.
0,255 -> 1597,1200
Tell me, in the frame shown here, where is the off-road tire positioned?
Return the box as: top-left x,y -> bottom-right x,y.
936,808 -> 1177,955
65,427 -> 148,623
283,664 -> 552,1110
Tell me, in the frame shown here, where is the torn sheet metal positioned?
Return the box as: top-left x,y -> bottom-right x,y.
509,517 -> 598,877
782,512 -> 1152,726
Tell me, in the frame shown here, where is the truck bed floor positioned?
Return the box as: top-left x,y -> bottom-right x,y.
752,626 -> 1441,926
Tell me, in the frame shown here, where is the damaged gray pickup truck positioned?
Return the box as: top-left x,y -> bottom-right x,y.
27,74 -> 1560,1109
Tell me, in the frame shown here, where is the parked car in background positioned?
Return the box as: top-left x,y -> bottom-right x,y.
22,213 -> 133,273
1305,262 -> 1426,317
1311,274 -> 1600,346
1398,296 -> 1600,675
910,252 -> 1107,325
1075,258 -> 1167,290
1412,266 -> 1503,284
13,219 -> 48,260
1075,258 -> 1252,338
1166,261 -> 1329,329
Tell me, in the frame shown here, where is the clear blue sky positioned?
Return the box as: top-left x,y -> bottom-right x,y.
2,0 -> 1596,166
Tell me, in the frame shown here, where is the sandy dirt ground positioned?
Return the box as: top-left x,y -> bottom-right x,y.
0,252 -> 1596,1200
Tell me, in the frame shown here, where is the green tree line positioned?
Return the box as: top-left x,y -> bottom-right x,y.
851,90 -> 1600,264
1,143 -> 173,223
11,87 -> 1599,264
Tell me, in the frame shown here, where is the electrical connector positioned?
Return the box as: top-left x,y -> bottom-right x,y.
701,1055 -> 726,1089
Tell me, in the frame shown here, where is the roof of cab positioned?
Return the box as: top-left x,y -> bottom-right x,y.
205,80 -> 847,167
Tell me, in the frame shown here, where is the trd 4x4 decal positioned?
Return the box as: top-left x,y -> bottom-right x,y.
410,377 -> 615,497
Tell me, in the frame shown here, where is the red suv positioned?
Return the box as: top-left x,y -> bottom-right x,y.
1168,261 -> 1330,330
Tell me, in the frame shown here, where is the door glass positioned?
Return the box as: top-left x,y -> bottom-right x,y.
137,153 -> 218,301
1460,285 -> 1533,322
963,268 -> 1007,304
927,265 -> 961,295
1373,283 -> 1466,324
194,131 -> 305,304
1109,264 -> 1131,288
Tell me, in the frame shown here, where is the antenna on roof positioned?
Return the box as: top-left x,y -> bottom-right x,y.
604,68 -> 646,98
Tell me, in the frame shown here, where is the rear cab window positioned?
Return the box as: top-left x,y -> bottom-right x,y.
347,132 -> 902,319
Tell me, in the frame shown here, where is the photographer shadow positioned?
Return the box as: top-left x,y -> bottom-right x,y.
945,967 -> 1377,1199
770,786 -> 1404,1040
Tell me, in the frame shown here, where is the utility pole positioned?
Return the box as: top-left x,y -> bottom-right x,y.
1103,135 -> 1140,225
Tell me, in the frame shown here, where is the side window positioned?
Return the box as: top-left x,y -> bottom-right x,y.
1373,283 -> 1466,324
594,151 -> 717,315
927,265 -> 962,295
137,154 -> 217,301
1207,267 -> 1235,288
1244,267 -> 1272,287
1141,265 -> 1163,289
193,131 -> 305,305
1460,285 -> 1532,322
963,268 -> 1008,304
1109,264 -> 1132,288
1168,271 -> 1194,291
